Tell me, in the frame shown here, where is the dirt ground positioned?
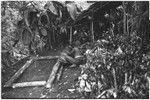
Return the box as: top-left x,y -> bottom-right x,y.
2,49 -> 83,99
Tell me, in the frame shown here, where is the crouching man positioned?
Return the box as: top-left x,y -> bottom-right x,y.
45,41 -> 85,89
60,40 -> 85,67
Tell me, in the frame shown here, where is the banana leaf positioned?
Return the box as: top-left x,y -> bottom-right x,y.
40,27 -> 47,36
21,28 -> 32,46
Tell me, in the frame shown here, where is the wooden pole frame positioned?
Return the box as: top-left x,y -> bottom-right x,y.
12,81 -> 46,88
4,59 -> 34,87
45,60 -> 61,88
4,56 -> 59,88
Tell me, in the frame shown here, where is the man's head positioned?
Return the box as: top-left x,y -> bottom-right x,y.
74,40 -> 81,47
65,45 -> 73,53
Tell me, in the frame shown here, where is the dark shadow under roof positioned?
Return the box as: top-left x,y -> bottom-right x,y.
66,1 -> 122,27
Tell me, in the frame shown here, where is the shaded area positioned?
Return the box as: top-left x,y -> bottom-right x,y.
2,50 -> 82,99
43,67 -> 82,99
2,60 -> 56,98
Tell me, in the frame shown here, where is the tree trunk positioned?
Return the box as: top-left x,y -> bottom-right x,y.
4,59 -> 34,87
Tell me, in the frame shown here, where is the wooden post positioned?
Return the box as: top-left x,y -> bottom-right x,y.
53,29 -> 56,45
149,2 -> 150,20
90,11 -> 94,42
123,1 -> 126,35
124,72 -> 128,84
4,59 -> 34,87
70,27 -> 72,44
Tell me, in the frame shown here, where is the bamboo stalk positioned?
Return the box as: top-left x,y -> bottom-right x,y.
33,56 -> 59,60
53,29 -> 56,44
45,60 -> 61,88
97,91 -> 106,98
12,81 -> 46,88
56,65 -> 63,81
123,2 -> 127,35
90,11 -> 94,42
70,27 -> 72,44
126,14 -> 129,36
112,68 -> 117,90
4,59 -> 34,87
124,72 -> 128,84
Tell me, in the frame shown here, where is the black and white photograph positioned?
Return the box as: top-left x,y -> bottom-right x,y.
1,1 -> 150,99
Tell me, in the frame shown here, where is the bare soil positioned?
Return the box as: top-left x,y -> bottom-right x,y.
2,49 -> 82,99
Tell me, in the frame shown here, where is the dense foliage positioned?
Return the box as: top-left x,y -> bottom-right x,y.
1,1 -> 150,99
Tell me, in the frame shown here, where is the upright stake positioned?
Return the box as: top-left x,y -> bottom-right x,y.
90,11 -> 94,42
53,29 -> 56,45
123,1 -> 127,35
112,68 -> 118,90
70,27 -> 72,44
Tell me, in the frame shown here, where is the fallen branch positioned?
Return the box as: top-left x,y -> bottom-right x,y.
45,60 -> 61,88
12,81 -> 46,88
4,59 -> 34,87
